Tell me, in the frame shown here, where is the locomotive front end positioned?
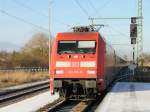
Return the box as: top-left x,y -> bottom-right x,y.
50,32 -> 99,98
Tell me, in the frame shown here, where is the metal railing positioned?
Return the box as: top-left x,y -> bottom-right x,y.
0,67 -> 49,72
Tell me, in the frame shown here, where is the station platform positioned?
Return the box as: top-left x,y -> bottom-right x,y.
96,82 -> 150,112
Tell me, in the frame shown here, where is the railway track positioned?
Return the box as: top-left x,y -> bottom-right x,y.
48,99 -> 94,112
0,80 -> 49,107
38,93 -> 107,112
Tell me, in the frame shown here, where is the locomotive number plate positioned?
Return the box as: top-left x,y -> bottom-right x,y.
71,62 -> 80,67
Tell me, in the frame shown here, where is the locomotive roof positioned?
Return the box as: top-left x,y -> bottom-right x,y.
56,32 -> 101,40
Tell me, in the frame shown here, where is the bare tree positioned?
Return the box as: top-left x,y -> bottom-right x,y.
0,32 -> 51,68
21,32 -> 49,67
142,53 -> 150,66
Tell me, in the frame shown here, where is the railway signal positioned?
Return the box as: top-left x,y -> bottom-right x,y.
130,17 -> 138,45
131,38 -> 136,45
130,24 -> 137,38
130,17 -> 137,64
131,17 -> 137,24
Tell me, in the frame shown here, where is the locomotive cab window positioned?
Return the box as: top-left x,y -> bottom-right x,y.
78,41 -> 96,54
58,41 -> 76,54
58,40 -> 96,54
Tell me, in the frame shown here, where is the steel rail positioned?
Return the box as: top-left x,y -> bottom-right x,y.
47,99 -> 96,112
0,80 -> 49,106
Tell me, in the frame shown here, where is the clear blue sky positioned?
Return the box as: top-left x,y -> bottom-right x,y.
0,0 -> 149,59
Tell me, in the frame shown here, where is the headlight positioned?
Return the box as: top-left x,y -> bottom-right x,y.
87,70 -> 96,74
56,61 -> 71,67
56,70 -> 64,74
80,61 -> 96,67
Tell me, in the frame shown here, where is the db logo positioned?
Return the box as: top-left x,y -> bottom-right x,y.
71,62 -> 79,67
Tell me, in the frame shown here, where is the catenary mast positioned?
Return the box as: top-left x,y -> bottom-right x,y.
137,0 -> 143,65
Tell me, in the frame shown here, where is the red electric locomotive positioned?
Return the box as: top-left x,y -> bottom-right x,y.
50,26 -> 126,98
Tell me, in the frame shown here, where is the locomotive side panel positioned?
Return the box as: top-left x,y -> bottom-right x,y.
50,39 -> 57,94
97,36 -> 106,91
104,44 -> 116,87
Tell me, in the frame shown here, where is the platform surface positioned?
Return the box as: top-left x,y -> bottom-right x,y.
0,91 -> 59,112
96,82 -> 150,112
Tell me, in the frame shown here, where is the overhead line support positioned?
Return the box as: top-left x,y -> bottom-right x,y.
137,0 -> 143,66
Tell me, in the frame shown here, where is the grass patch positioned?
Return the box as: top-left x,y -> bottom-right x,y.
0,72 -> 49,88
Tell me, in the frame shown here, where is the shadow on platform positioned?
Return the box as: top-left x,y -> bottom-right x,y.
111,82 -> 150,93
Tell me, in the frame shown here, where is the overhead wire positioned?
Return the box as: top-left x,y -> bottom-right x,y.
87,0 -> 127,39
88,0 -> 130,43
108,25 -> 129,38
101,0 -> 113,10
11,0 -> 71,27
72,0 -> 131,57
88,0 -> 126,38
96,0 -> 114,16
9,0 -> 130,42
88,0 -> 99,15
88,0 -> 130,48
98,0 -> 130,40
74,0 -> 90,17
112,44 -> 131,46
0,9 -> 48,31
12,0 -> 48,18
